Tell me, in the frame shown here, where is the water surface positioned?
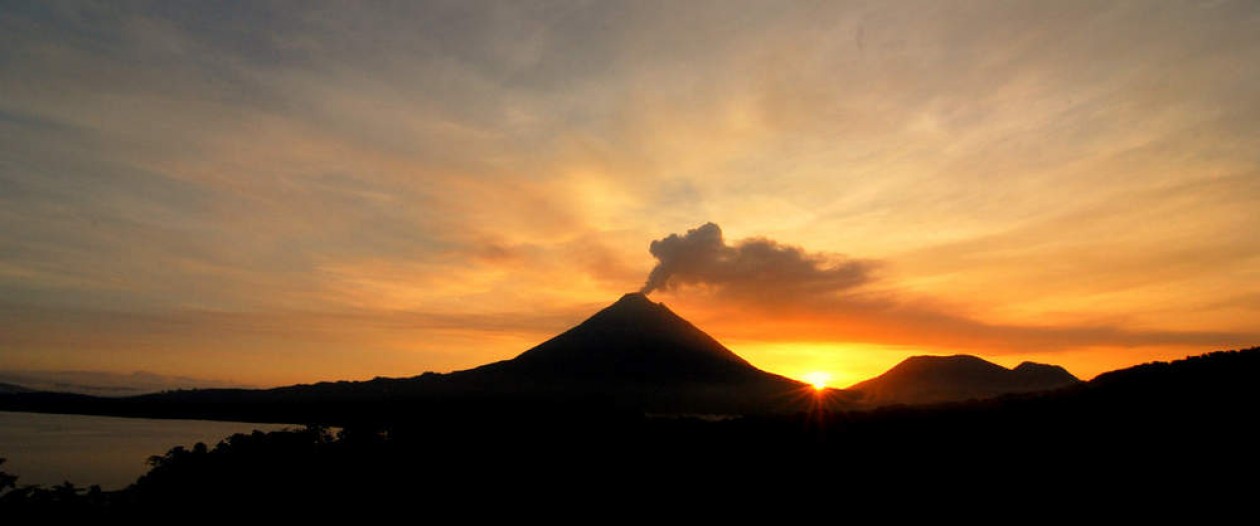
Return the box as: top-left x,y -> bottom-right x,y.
0,411 -> 291,489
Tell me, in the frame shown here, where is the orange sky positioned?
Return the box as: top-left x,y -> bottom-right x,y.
1,1 -> 1257,389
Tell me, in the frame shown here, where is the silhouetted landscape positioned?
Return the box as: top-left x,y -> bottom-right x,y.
0,294 -> 1085,424
6,1 -> 1259,520
2,294 -> 1257,518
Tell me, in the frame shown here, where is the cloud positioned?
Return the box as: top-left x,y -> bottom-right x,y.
0,300 -> 598,385
2,2 -> 1256,384
644,223 -> 1256,354
641,222 -> 877,297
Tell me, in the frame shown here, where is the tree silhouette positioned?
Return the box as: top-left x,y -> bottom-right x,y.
0,458 -> 16,494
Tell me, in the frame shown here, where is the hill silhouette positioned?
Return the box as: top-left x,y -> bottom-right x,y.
849,354 -> 1080,406
0,382 -> 33,394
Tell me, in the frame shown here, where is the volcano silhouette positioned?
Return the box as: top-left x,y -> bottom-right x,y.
478,293 -> 766,382
0,293 -> 828,421
418,292 -> 812,414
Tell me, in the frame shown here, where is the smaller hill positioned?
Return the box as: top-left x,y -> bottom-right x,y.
849,354 -> 1079,407
0,382 -> 34,394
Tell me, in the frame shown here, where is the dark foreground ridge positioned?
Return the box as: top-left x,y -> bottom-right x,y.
2,347 -> 1257,519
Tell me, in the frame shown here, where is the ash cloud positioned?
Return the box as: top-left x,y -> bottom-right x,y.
639,223 -> 1255,353
641,223 -> 876,296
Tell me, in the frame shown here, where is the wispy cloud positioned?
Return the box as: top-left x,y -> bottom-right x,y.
1,1 -> 1256,384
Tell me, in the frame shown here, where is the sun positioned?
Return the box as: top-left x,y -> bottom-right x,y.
802,371 -> 831,391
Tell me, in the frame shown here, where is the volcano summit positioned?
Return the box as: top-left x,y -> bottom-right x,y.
423,292 -> 815,414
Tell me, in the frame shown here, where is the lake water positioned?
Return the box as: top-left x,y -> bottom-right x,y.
0,411 -> 292,490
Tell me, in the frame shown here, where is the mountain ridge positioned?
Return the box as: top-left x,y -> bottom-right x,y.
0,294 -> 1096,421
0,293 -> 823,422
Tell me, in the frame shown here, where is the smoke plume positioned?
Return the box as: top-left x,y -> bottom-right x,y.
641,223 -> 876,296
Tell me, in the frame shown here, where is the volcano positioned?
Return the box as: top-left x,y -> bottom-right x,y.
422,293 -> 813,414
468,292 -> 772,382
0,293 -> 828,422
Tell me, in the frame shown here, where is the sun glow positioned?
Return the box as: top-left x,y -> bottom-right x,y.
803,371 -> 831,391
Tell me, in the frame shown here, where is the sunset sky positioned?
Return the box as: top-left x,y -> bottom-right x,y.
2,1 -> 1257,390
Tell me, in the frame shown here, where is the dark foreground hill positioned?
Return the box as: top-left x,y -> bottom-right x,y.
849,354 -> 1080,406
3,347 -> 1257,519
